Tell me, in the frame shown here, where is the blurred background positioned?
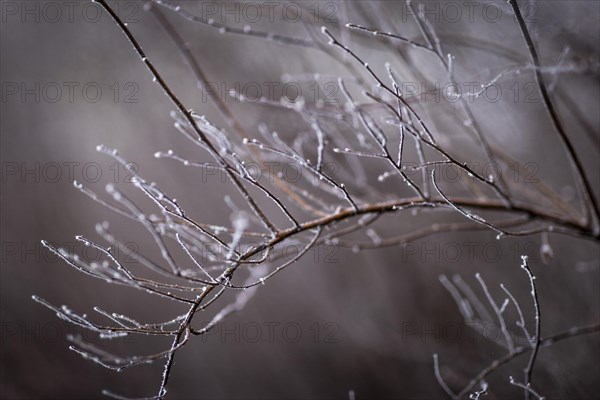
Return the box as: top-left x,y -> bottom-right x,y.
1,1 -> 599,399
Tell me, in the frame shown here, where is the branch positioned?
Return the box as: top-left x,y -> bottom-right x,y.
509,0 -> 599,232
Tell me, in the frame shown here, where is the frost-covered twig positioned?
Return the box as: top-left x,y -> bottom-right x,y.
519,256 -> 541,399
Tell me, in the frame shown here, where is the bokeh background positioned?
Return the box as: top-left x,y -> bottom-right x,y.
1,1 -> 599,399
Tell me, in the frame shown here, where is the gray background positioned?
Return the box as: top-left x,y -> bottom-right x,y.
1,1 -> 599,398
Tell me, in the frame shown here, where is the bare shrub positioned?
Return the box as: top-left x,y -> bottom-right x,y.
31,0 -> 599,398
